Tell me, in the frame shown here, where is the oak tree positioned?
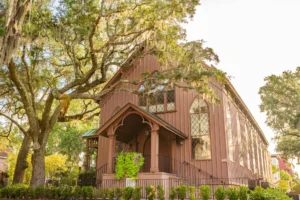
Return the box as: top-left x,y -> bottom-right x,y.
259,67 -> 300,157
0,0 -> 226,187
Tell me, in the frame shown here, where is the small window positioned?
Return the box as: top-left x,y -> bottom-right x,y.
190,96 -> 211,160
138,72 -> 175,113
167,88 -> 175,111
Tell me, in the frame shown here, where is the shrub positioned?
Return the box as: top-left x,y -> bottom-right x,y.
214,186 -> 226,200
74,186 -> 82,198
60,186 -> 73,200
146,185 -> 156,200
123,186 -> 134,200
83,186 -> 94,199
132,186 -> 142,200
115,187 -> 124,199
239,186 -> 249,200
227,187 -> 239,200
200,185 -> 211,200
100,188 -> 109,200
189,186 -> 196,200
108,188 -> 115,200
249,186 -> 265,200
262,188 -> 292,200
176,185 -> 187,200
169,186 -> 177,200
115,152 -> 144,180
157,185 -> 165,200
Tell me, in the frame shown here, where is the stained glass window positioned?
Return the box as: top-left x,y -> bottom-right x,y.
190,97 -> 211,160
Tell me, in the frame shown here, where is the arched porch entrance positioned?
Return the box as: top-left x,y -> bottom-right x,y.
96,103 -> 187,177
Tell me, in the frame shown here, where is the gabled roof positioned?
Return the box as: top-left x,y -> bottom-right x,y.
98,54 -> 269,145
81,129 -> 98,138
96,103 -> 187,139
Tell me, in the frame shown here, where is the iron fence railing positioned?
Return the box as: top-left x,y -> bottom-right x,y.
100,178 -> 250,199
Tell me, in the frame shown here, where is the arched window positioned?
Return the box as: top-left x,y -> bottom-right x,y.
138,71 -> 175,112
190,96 -> 211,160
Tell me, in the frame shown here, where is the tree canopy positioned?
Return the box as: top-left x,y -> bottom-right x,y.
0,0 -> 227,186
259,67 -> 300,157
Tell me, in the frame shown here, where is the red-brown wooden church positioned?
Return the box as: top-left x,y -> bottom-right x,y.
83,54 -> 273,188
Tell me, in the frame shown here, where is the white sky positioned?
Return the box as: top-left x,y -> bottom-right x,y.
184,0 -> 300,172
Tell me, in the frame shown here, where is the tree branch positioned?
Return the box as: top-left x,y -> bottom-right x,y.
8,61 -> 39,136
57,107 -> 99,122
0,112 -> 27,135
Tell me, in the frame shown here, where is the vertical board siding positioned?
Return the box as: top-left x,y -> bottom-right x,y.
97,54 -> 268,181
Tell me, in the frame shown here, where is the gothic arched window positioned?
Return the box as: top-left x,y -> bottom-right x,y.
190,96 -> 211,160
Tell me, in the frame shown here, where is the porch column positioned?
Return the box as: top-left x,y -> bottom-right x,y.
107,127 -> 116,173
150,123 -> 159,173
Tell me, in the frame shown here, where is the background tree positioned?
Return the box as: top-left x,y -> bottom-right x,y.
0,0 -> 226,187
259,67 -> 300,157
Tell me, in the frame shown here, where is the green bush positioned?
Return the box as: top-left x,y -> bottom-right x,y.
176,185 -> 187,200
214,186 -> 226,200
249,186 -> 265,200
199,185 -> 211,200
82,186 -> 94,199
132,186 -> 142,200
100,188 -> 109,199
60,186 -> 73,200
0,184 -> 29,199
115,152 -> 144,180
189,186 -> 196,200
157,185 -> 165,200
227,187 -> 239,200
169,186 -> 177,200
239,186 -> 249,200
248,187 -> 292,200
74,186 -> 82,198
108,188 -> 115,200
115,187 -> 124,199
123,186 -> 134,200
146,185 -> 156,200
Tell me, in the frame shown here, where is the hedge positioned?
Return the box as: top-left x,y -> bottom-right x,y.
0,184 -> 293,200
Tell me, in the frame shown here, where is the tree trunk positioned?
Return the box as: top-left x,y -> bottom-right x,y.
30,146 -> 46,187
13,134 -> 32,184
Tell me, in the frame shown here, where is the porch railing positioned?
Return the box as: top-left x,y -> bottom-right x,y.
96,163 -> 107,185
98,155 -> 216,186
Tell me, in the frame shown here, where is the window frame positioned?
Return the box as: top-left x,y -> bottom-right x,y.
138,84 -> 176,113
189,96 -> 212,161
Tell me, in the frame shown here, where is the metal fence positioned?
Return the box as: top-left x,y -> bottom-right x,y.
99,178 -> 249,199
